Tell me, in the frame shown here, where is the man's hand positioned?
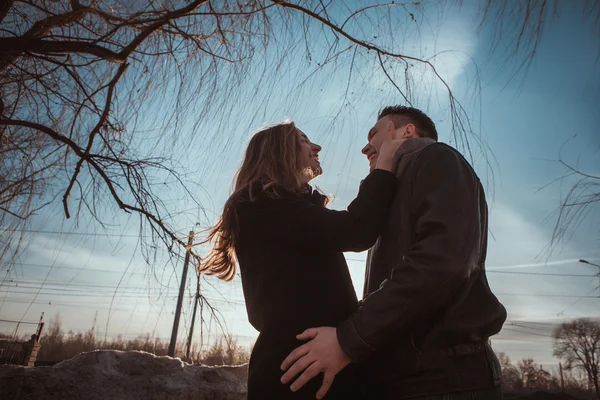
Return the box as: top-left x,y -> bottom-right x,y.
280,327 -> 351,399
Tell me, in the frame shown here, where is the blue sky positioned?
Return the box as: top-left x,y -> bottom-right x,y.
1,1 -> 598,368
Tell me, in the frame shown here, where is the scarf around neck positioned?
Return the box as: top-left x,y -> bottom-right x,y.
392,137 -> 437,179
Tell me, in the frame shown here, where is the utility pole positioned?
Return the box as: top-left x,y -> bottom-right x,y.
185,270 -> 201,360
559,362 -> 564,391
36,312 -> 45,341
168,231 -> 194,358
579,259 -> 600,297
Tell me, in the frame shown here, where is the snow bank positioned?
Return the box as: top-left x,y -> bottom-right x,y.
0,350 -> 248,400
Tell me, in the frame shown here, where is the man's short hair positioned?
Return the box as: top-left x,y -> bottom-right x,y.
378,106 -> 438,141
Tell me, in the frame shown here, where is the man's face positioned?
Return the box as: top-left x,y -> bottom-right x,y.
362,115 -> 397,172
297,128 -> 322,178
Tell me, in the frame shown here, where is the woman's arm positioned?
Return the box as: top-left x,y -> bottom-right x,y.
239,168 -> 397,253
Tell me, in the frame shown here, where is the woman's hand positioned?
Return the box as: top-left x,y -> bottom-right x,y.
375,137 -> 406,172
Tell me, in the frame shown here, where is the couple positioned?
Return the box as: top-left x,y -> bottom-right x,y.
203,106 -> 507,400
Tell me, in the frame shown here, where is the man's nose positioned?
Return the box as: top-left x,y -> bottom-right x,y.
361,144 -> 370,154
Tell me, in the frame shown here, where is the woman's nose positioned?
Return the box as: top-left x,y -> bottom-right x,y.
312,143 -> 322,152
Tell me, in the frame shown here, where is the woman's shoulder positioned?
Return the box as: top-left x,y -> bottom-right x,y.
234,181 -> 289,204
232,181 -> 326,212
228,182 -> 283,216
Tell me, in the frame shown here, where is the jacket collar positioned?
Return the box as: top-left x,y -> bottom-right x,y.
393,137 -> 437,178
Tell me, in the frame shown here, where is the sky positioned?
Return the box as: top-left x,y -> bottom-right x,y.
1,1 -> 599,369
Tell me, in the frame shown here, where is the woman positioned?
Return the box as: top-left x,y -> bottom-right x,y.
202,121 -> 399,399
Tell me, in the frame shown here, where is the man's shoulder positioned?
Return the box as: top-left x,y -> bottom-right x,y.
419,142 -> 462,158
416,142 -> 475,172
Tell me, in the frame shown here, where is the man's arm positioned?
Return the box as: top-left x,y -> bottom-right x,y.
337,144 -> 481,362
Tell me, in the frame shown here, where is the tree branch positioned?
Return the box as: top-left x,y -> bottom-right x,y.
271,1 -> 448,84
117,0 -> 210,61
0,38 -> 125,63
0,117 -> 201,265
0,0 -> 13,25
62,62 -> 129,218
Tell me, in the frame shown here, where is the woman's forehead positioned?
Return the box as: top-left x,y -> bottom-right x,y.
296,128 -> 309,140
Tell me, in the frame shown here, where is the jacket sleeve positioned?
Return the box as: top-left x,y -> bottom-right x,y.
244,169 -> 397,253
336,145 -> 481,362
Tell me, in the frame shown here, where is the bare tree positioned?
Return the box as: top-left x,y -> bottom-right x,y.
553,318 -> 600,398
517,357 -> 558,391
2,1 -> 597,357
0,1 -> 483,269
496,352 -> 523,391
471,0 -> 600,80
470,0 -> 600,247
546,147 -> 600,252
0,1 -> 493,345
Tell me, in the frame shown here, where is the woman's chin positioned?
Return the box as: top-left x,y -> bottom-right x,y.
300,166 -> 322,182
311,164 -> 323,177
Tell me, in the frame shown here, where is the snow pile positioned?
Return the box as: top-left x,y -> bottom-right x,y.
0,350 -> 248,400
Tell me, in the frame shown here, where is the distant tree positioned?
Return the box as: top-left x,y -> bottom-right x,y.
29,313 -> 250,364
497,352 -> 523,391
516,357 -> 558,391
553,318 -> 600,398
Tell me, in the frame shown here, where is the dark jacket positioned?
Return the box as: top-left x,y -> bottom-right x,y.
336,143 -> 507,399
233,169 -> 397,399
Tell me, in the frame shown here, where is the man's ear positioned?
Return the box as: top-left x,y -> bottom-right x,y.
403,123 -> 418,139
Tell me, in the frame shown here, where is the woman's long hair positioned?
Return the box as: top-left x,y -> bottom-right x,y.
200,122 -> 318,281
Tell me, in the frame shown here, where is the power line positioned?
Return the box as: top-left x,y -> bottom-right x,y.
507,326 -> 555,338
495,333 -> 554,344
0,318 -> 39,324
14,256 -> 59,330
5,229 -> 144,238
496,293 -> 599,298
495,348 -> 553,354
488,271 -> 597,277
343,258 -> 599,278
4,282 -> 175,292
0,290 -> 173,299
0,261 -> 148,275
1,281 -> 245,301
4,281 -> 597,301
502,327 -> 554,339
16,261 -> 596,280
1,289 -> 245,303
493,338 -> 554,344
555,284 -> 600,315
0,298 -> 140,312
508,323 -> 558,334
1,297 -> 246,309
5,228 -> 196,241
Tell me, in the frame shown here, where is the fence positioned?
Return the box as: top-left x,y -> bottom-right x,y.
0,318 -> 44,367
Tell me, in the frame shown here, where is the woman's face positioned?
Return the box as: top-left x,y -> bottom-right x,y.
296,128 -> 322,179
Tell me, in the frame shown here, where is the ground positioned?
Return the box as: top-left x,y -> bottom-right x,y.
0,350 -> 248,400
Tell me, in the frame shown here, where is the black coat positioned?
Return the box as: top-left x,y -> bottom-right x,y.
233,169 -> 397,400
337,143 -> 507,399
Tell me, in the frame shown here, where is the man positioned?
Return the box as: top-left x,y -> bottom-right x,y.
280,106 -> 507,400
